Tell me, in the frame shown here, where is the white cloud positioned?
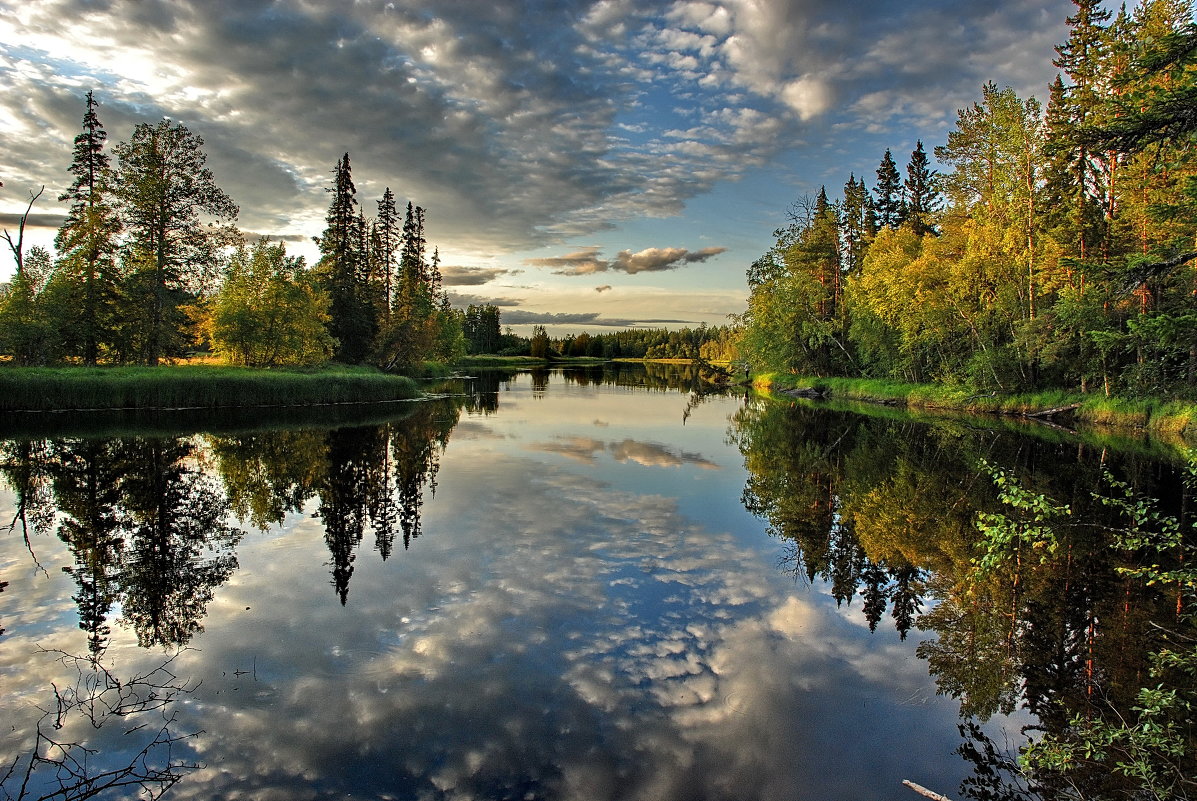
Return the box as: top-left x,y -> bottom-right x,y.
780,75 -> 833,120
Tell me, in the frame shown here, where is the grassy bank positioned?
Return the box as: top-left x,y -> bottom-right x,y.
0,365 -> 421,412
756,373 -> 1197,442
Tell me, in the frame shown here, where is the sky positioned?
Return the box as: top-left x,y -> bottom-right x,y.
0,0 -> 1077,335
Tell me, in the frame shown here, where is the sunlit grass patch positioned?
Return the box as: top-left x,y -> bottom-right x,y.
753,372 -> 1197,443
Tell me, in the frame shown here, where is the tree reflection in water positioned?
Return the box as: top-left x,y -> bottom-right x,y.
0,397 -> 463,645
731,396 -> 1195,799
2,436 -> 240,652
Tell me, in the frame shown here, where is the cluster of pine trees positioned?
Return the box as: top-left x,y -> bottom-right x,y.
741,0 -> 1197,398
0,92 -> 462,369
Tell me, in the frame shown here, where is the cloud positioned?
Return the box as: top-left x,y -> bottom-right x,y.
239,230 -> 310,243
531,436 -> 720,470
445,292 -> 523,308
500,310 -> 692,327
0,0 -> 807,257
0,212 -> 65,229
522,247 -> 608,276
526,245 -> 727,276
439,265 -> 516,286
0,0 -> 1071,286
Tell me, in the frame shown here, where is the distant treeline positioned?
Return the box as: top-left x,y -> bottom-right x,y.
741,2 -> 1197,399
459,312 -> 739,361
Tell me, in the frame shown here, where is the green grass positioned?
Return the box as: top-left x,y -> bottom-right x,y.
0,364 -> 421,412
755,373 -> 1197,443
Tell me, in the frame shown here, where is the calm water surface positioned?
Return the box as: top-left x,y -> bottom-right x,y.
0,365 -> 1183,800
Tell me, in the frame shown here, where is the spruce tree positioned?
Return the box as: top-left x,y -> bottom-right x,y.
317,154 -> 376,362
1050,0 -> 1114,259
873,149 -> 903,229
376,187 -> 400,312
55,91 -> 122,364
840,173 -> 875,275
903,140 -> 940,236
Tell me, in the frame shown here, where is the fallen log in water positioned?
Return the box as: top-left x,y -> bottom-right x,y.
902,780 -> 956,801
778,387 -> 828,399
1025,402 -> 1082,418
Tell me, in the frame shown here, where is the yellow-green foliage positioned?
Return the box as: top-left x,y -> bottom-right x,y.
206,240 -> 335,367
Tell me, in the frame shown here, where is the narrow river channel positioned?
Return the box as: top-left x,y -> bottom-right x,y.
0,364 -> 1186,800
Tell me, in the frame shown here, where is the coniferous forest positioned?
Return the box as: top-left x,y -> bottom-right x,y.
740,1 -> 1197,400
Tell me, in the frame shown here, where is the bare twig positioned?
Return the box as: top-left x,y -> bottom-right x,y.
1,186 -> 45,278
1,648 -> 202,801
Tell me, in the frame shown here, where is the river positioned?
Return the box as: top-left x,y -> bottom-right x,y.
0,364 -> 1189,800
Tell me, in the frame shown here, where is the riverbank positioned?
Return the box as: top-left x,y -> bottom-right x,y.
755,373 -> 1197,442
0,365 -> 421,412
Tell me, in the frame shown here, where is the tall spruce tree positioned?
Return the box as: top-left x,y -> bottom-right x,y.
317,154 -> 376,362
376,187 -> 400,312
873,149 -> 904,229
840,173 -> 875,275
903,140 -> 940,236
55,91 -> 122,364
377,202 -> 434,369
1050,0 -> 1114,259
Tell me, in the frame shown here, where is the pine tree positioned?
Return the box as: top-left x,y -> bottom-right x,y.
873,149 -> 903,229
840,174 -> 875,275
55,91 -> 122,364
112,119 -> 239,365
903,140 -> 940,236
316,154 -> 376,362
1049,0 -> 1114,259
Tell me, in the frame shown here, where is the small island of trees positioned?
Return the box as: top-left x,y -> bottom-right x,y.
0,93 -> 461,372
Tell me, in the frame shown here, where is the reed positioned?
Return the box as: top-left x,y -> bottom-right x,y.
0,365 -> 420,412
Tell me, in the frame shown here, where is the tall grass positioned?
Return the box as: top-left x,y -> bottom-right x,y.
0,365 -> 420,412
756,373 -> 1197,442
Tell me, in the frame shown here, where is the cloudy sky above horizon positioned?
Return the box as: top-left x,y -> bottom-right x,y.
0,0 -> 1076,333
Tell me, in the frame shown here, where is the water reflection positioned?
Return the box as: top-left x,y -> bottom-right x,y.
2,366 -> 1192,800
731,396 -> 1196,797
0,398 -> 462,651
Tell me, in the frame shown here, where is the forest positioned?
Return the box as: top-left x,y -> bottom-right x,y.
740,0 -> 1197,400
6,0 -> 1197,406
0,94 -> 462,370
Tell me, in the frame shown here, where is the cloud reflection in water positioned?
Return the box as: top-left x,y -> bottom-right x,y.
168,454 -> 957,800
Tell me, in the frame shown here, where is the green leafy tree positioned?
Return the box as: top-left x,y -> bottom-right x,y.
529,325 -> 550,358
206,239 -> 335,367
0,246 -> 59,365
741,190 -> 851,376
112,119 -> 239,365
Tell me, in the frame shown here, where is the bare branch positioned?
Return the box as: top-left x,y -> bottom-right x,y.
1,186 -> 45,278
